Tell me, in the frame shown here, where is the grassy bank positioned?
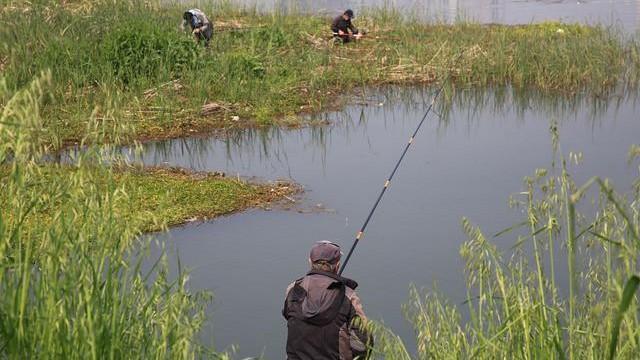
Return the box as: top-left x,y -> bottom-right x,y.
1,164 -> 297,233
0,72 -> 210,358
2,0 -> 639,149
120,166 -> 296,231
0,59 -> 295,359
370,137 -> 640,358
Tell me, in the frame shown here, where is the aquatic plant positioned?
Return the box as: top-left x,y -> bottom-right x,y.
369,133 -> 640,359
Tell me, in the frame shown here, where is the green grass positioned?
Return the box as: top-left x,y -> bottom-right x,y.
368,132 -> 640,359
0,56 -> 296,360
117,166 -> 294,231
0,165 -> 294,234
0,71 -> 205,358
2,0 -> 639,149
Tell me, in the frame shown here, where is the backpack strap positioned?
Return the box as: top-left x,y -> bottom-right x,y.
307,270 -> 359,290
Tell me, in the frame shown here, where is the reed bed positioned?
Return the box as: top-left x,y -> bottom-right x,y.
2,0 -> 639,147
369,133 -> 640,359
0,71 -> 234,358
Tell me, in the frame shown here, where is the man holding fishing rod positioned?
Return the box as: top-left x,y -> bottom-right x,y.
283,52 -> 462,359
283,240 -> 373,359
332,9 -> 363,43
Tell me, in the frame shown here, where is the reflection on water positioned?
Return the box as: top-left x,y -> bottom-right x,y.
141,86 -> 634,172
136,86 -> 639,358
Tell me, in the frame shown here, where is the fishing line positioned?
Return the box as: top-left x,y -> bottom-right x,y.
339,53 -> 463,275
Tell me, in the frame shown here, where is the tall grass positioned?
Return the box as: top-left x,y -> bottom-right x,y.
2,0 -> 639,147
0,73 -> 222,357
370,136 -> 640,358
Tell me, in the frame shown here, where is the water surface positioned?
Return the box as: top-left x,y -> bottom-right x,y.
231,0 -> 640,33
138,87 -> 639,357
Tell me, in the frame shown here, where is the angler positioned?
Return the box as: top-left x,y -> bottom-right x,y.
282,54 -> 461,359
331,9 -> 362,43
182,8 -> 213,47
283,241 -> 373,360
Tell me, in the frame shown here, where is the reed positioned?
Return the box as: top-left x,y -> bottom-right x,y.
369,136 -> 640,359
0,72 -> 230,358
2,0 -> 638,147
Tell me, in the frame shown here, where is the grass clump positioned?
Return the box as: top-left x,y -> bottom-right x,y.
115,166 -> 295,231
369,136 -> 640,359
102,21 -> 202,86
2,0 -> 639,147
1,164 -> 297,233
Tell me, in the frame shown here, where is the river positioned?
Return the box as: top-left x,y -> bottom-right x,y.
170,0 -> 640,33
137,85 -> 639,357
141,1 -> 640,357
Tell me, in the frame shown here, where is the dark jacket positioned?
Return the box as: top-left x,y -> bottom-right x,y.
283,270 -> 370,360
331,15 -> 358,35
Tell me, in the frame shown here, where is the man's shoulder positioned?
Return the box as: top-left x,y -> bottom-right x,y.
345,286 -> 358,299
285,275 -> 306,297
285,281 -> 295,296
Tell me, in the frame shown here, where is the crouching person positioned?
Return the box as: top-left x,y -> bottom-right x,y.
182,8 -> 213,47
283,241 -> 373,360
331,9 -> 362,44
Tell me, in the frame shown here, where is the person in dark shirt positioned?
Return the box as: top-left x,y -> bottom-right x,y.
331,9 -> 362,43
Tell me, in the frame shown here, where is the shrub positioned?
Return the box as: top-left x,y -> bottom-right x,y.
102,20 -> 202,85
221,52 -> 266,80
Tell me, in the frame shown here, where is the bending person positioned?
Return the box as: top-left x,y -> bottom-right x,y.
182,8 -> 213,47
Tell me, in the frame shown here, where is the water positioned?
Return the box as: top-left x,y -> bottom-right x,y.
170,0 -> 640,33
137,87 -> 640,358
237,0 -> 640,33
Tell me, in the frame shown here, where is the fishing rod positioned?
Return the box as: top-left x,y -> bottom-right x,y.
338,54 -> 463,276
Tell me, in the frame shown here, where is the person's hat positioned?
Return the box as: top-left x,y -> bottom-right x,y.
310,241 -> 342,264
344,9 -> 354,18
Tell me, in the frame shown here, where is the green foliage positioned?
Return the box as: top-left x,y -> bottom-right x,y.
369,142 -> 640,359
3,0 -> 640,147
0,71 -> 218,358
102,20 -> 202,85
220,52 -> 267,80
609,275 -> 640,360
253,26 -> 291,47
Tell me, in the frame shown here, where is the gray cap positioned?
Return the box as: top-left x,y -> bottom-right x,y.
310,240 -> 342,264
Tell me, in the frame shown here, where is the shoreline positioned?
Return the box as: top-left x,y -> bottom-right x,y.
4,2 -> 639,151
